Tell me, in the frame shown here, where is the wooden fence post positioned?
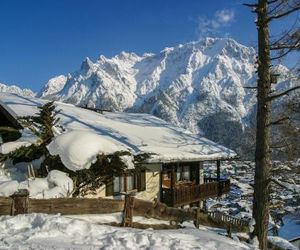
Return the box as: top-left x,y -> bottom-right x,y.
227,224 -> 232,238
193,207 -> 201,228
10,189 -> 29,216
122,192 -> 135,227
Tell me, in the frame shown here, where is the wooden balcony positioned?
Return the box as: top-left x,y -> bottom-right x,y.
161,178 -> 230,207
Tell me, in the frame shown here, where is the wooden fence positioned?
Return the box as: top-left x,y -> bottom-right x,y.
0,189 -> 124,216
0,189 -> 249,233
207,211 -> 249,231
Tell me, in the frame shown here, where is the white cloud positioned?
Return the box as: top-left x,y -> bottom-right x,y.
197,9 -> 235,38
215,9 -> 235,24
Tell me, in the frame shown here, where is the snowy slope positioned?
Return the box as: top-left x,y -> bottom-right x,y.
0,82 -> 35,97
0,213 -> 255,249
0,93 -> 236,170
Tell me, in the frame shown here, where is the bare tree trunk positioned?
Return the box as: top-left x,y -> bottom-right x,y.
253,0 -> 272,249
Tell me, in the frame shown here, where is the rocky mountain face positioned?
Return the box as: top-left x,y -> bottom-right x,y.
0,83 -> 35,97
23,38 -> 300,158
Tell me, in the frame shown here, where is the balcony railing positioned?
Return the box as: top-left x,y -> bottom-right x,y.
161,178 -> 230,207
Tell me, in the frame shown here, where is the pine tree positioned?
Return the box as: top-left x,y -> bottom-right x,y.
0,102 -> 60,165
33,101 -> 60,145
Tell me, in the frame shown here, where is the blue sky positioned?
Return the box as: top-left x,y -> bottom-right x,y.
0,0 -> 295,91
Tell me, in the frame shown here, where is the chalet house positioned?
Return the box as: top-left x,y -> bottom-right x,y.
0,93 -> 236,207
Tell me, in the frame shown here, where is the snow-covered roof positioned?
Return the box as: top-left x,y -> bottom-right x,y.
0,93 -> 236,166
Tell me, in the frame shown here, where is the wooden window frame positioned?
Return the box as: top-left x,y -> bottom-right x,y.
175,165 -> 191,182
113,174 -> 137,194
106,170 -> 146,196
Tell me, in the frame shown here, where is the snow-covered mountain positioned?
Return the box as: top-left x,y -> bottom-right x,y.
0,83 -> 35,97
36,38 -> 296,157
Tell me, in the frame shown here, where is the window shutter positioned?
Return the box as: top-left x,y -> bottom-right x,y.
137,171 -> 146,191
105,177 -> 114,196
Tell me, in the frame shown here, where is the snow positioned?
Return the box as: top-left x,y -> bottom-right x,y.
268,236 -> 298,250
0,170 -> 73,198
0,128 -> 37,154
1,38 -> 296,161
0,82 -> 35,97
37,38 -> 258,135
273,178 -> 300,193
38,75 -> 67,98
0,213 -> 255,249
120,154 -> 135,169
47,130 -> 130,171
0,93 -> 236,171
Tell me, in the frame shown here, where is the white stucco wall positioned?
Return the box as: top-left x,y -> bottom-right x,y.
134,163 -> 161,201
84,184 -> 106,198
85,163 -> 162,201
136,169 -> 160,201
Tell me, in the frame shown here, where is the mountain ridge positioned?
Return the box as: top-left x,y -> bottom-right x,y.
0,83 -> 35,97
1,37 -> 296,158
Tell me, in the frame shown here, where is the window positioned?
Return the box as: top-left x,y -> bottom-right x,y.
126,175 -> 135,191
182,166 -> 190,181
107,171 -> 146,195
113,175 -> 135,194
176,166 -> 181,181
113,176 -> 124,193
176,165 -> 191,181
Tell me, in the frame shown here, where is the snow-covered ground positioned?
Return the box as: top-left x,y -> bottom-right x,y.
0,159 -> 298,249
0,167 -> 73,198
205,161 -> 300,240
0,213 -> 256,250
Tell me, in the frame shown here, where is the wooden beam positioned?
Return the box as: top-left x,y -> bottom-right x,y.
10,189 -> 29,215
159,167 -> 163,202
217,160 -> 221,182
0,104 -> 23,129
170,165 -> 176,206
195,162 -> 200,185
171,165 -> 176,190
122,193 -> 134,227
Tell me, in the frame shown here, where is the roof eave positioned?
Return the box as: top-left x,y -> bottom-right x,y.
144,155 -> 238,164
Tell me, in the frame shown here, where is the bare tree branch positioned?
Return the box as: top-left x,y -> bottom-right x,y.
271,42 -> 300,50
268,1 -> 287,15
270,18 -> 300,46
268,85 -> 300,101
268,5 -> 300,21
268,116 -> 290,126
268,0 -> 280,4
244,86 -> 258,89
271,47 -> 296,60
271,178 -> 293,191
243,3 -> 258,8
